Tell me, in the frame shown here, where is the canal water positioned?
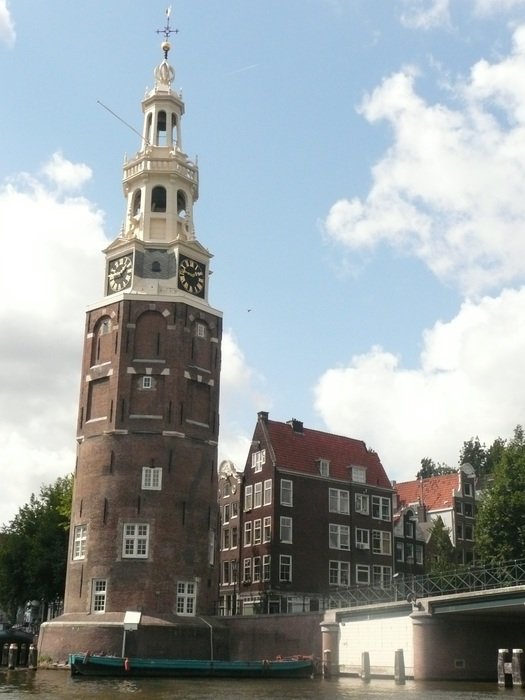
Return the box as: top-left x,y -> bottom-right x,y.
0,670 -> 521,699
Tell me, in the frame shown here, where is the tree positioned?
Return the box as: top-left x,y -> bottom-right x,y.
416,457 -> 455,479
426,516 -> 455,573
459,435 -> 506,484
0,475 -> 72,622
475,426 -> 525,562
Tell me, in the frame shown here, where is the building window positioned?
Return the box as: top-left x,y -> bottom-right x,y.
253,519 -> 262,544
252,449 -> 266,472
141,466 -> 162,490
73,524 -> 87,560
223,504 -> 231,523
196,322 -> 206,338
464,502 -> 474,518
222,561 -> 230,585
355,493 -> 369,515
176,581 -> 196,615
395,541 -> 404,561
329,523 -> 350,550
263,516 -> 272,543
244,521 -> 252,546
280,516 -> 293,544
355,528 -> 370,550
253,556 -> 262,582
244,485 -> 253,511
456,524 -> 463,541
372,495 -> 391,521
372,565 -> 392,589
372,530 -> 392,556
263,479 -> 272,506
231,526 -> 238,548
465,524 -> 473,540
318,459 -> 330,477
263,555 -> 271,581
406,543 -> 414,563
356,564 -> 370,585
329,488 -> 349,514
232,502 -> 239,518
280,479 -> 293,507
222,528 -> 230,550
405,520 -> 415,538
463,482 -> 473,497
415,544 -> 424,564
223,480 -> 231,497
351,466 -> 366,483
243,558 -> 251,583
456,501 -> 463,514
279,555 -> 292,582
142,376 -> 153,389
254,482 -> 262,508
122,523 -> 149,558
329,560 -> 350,586
91,579 -> 107,613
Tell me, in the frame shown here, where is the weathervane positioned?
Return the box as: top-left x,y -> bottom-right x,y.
156,6 -> 178,59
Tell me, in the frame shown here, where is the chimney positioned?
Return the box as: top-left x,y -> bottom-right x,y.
287,418 -> 304,434
257,411 -> 269,423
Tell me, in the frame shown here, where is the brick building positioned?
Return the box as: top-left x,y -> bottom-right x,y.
219,412 -> 395,614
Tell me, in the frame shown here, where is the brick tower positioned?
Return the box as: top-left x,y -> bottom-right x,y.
40,14 -> 222,660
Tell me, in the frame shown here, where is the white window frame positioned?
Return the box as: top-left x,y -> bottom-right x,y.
372,495 -> 391,521
318,458 -> 330,477
263,479 -> 272,506
222,560 -> 230,585
254,482 -> 262,508
329,488 -> 349,514
253,556 -> 261,582
372,530 -> 392,556
280,479 -> 293,507
356,564 -> 370,585
329,523 -> 350,550
176,581 -> 196,616
262,554 -> 271,581
464,482 -> 473,497
252,449 -> 266,472
243,557 -> 251,582
244,521 -> 252,546
141,466 -> 162,490
395,541 -> 404,562
355,493 -> 369,515
222,528 -> 230,550
73,524 -> 87,560
263,516 -> 272,543
280,516 -> 293,544
355,528 -> 370,550
196,322 -> 206,338
91,578 -> 107,613
372,565 -> 392,589
253,518 -> 262,545
223,503 -> 230,523
279,554 -> 292,582
122,523 -> 149,558
351,465 -> 367,483
244,485 -> 253,511
329,560 -> 350,586
142,376 -> 153,389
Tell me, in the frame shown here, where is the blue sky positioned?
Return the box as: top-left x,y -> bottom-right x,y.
2,0 -> 525,525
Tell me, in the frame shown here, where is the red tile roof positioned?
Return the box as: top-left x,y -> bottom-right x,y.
395,473 -> 460,512
263,418 -> 392,489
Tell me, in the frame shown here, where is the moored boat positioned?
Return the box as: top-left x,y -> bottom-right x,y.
69,652 -> 315,679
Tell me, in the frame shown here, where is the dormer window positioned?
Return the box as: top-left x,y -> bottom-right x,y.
318,459 -> 330,477
252,449 -> 266,472
351,465 -> 367,484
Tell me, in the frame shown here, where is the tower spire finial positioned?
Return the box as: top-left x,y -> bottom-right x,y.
156,6 -> 179,59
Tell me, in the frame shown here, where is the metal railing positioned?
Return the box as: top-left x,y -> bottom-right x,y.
327,558 -> 525,609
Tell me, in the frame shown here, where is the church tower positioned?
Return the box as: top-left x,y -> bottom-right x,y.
63,13 -> 221,623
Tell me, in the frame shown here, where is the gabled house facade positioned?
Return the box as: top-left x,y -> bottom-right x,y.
225,411 -> 394,615
217,459 -> 242,616
394,463 -> 478,572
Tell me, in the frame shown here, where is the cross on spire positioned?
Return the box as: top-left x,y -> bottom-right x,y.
156,7 -> 179,58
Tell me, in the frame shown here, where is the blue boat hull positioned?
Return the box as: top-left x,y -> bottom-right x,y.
69,653 -> 315,679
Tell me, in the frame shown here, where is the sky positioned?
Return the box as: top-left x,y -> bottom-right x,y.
2,0 -> 525,526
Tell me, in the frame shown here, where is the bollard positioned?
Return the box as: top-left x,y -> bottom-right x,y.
394,648 -> 406,685
322,649 -> 332,678
28,644 -> 38,669
7,643 -> 18,670
498,648 -> 513,688
512,649 -> 525,688
360,651 -> 371,681
1,642 -> 9,666
19,643 -> 28,667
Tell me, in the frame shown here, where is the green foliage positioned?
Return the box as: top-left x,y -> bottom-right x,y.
475,426 -> 525,562
416,457 -> 455,479
0,475 -> 72,620
426,516 -> 456,573
459,435 -> 506,484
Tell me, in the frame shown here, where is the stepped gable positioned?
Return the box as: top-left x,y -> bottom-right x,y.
396,472 -> 460,511
265,419 -> 392,489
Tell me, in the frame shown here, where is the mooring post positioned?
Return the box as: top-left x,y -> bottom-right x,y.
1,642 -> 9,666
394,648 -> 406,685
360,651 -> 370,681
19,643 -> 28,667
7,643 -> 18,670
512,649 -> 525,688
28,644 -> 38,669
498,648 -> 513,687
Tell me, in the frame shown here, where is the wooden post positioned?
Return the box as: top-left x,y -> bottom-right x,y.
360,651 -> 370,681
394,648 -> 406,685
498,648 -> 513,688
512,649 -> 525,688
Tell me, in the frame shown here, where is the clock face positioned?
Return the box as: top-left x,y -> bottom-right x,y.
107,255 -> 133,293
178,256 -> 205,297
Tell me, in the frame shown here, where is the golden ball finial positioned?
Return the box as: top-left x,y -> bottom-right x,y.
161,40 -> 171,54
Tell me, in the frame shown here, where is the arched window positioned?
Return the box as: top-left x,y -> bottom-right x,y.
151,186 -> 166,212
132,190 -> 141,216
171,114 -> 177,147
152,261 -> 161,273
177,190 -> 187,218
157,110 -> 167,146
145,113 -> 153,146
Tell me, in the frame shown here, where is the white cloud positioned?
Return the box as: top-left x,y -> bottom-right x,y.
0,154 -> 107,527
42,151 -> 93,193
314,287 -> 525,480
400,0 -> 451,29
0,0 -> 15,47
325,25 -> 525,296
474,0 -> 525,15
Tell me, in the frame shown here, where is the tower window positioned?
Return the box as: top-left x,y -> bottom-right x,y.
177,190 -> 187,218
132,189 -> 141,216
196,323 -> 206,338
142,466 -> 162,490
157,110 -> 167,146
151,186 -> 166,212
142,376 -> 153,389
73,524 -> 87,560
122,523 -> 150,558
176,581 -> 196,616
152,261 -> 161,273
91,579 -> 107,613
